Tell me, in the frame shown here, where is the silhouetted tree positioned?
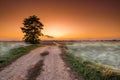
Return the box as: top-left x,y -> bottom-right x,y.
21,15 -> 43,44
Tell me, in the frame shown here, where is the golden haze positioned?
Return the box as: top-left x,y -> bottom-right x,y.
0,0 -> 120,40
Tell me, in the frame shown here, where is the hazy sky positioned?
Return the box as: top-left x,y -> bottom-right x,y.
0,0 -> 120,40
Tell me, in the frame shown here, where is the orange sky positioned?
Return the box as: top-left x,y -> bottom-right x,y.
0,0 -> 120,40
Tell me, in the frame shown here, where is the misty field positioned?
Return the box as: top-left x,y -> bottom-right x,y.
64,42 -> 120,79
0,42 -> 40,69
66,42 -> 120,69
0,42 -> 29,57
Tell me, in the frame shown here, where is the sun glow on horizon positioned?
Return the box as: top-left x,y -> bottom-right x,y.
44,29 -> 66,38
0,0 -> 120,40
43,25 -> 70,38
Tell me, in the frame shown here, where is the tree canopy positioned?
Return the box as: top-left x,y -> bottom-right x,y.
21,15 -> 44,44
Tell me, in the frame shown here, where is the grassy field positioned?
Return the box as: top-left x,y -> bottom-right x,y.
63,42 -> 120,80
1,41 -> 120,79
66,42 -> 120,69
0,42 -> 41,70
0,42 -> 30,56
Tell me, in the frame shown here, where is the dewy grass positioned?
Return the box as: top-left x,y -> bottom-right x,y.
66,42 -> 120,69
0,44 -> 41,70
64,52 -> 120,80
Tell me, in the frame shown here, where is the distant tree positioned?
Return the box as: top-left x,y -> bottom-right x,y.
21,15 -> 44,44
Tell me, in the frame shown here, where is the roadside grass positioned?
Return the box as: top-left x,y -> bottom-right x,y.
60,44 -> 84,80
61,44 -> 120,80
0,44 -> 41,70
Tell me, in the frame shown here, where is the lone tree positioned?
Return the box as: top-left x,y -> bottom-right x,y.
21,15 -> 43,44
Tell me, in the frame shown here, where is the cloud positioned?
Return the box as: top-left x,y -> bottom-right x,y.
44,35 -> 54,38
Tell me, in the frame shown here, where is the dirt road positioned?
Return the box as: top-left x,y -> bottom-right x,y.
0,46 -> 81,80
36,46 -> 73,80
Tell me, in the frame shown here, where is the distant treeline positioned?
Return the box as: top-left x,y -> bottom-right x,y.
0,39 -> 120,43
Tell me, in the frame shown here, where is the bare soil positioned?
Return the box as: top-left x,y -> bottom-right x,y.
0,46 -> 83,80
36,46 -> 74,80
0,47 -> 48,80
